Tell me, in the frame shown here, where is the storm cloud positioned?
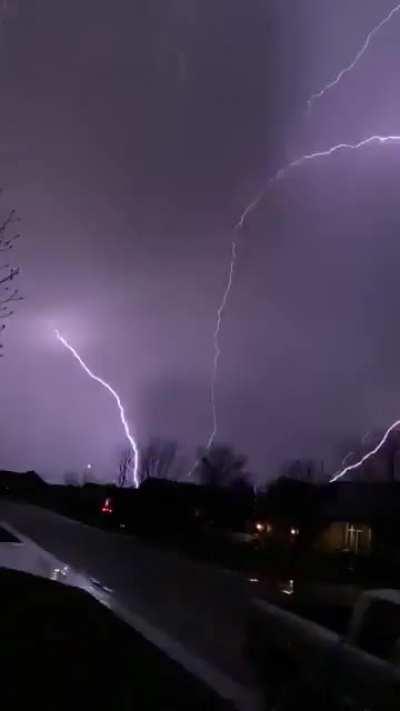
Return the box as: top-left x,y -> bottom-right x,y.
0,1 -> 400,483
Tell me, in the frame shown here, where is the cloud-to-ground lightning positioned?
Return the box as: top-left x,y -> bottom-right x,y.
55,330 -> 140,488
187,240 -> 237,477
201,6 -> 400,484
330,420 -> 400,483
307,2 -> 400,113
236,134 -> 400,230
203,139 -> 400,470
206,239 -> 237,451
199,132 -> 400,483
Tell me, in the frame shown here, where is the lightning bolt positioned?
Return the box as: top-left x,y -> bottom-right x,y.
207,239 -> 237,451
307,2 -> 400,113
232,133 -> 400,484
205,5 -> 400,485
55,330 -> 140,488
236,134 -> 400,230
187,240 -> 237,477
197,132 -> 400,481
330,420 -> 400,483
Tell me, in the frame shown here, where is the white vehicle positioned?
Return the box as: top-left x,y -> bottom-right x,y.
247,589 -> 400,710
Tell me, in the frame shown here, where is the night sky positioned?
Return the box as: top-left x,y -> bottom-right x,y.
1,1 -> 400,483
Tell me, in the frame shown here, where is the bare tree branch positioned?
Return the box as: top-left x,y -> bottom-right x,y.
0,203 -> 22,355
141,438 -> 178,481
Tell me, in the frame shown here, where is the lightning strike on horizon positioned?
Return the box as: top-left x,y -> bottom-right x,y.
236,134 -> 400,230
55,329 -> 140,488
330,420 -> 400,483
307,2 -> 400,113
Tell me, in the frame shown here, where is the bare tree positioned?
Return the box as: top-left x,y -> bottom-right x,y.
117,447 -> 134,488
198,444 -> 247,488
0,206 -> 22,354
140,438 -> 178,481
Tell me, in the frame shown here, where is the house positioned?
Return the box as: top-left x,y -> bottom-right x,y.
258,477 -> 400,557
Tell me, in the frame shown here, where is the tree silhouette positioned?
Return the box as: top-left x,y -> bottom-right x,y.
140,438 -> 178,480
117,447 -> 134,488
279,458 -> 322,483
198,444 -> 247,488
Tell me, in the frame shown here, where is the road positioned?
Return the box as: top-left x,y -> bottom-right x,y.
0,500 -> 263,710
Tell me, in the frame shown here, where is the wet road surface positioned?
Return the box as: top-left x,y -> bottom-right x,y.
0,500 -> 263,710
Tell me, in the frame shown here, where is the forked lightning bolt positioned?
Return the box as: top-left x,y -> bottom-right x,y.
330,420 -> 400,483
55,330 -> 140,488
307,2 -> 400,112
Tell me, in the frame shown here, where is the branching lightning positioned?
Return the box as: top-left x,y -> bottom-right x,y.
55,330 -> 140,488
341,451 -> 356,468
330,420 -> 400,483
202,4 -> 400,486
307,2 -> 400,112
236,134 -> 400,230
203,137 -> 400,466
232,134 -> 400,484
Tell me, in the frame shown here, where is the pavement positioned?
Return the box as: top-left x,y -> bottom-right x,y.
0,499 -> 264,711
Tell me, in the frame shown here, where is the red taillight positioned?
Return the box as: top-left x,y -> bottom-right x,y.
101,498 -> 113,514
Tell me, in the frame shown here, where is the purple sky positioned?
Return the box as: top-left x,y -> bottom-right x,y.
1,1 -> 400,483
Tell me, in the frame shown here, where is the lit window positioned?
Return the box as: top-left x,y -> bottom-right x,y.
281,579 -> 294,596
345,523 -> 372,554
